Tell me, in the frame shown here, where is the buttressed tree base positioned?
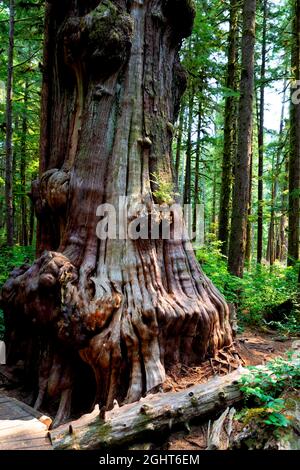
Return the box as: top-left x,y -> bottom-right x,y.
1,0 -> 233,427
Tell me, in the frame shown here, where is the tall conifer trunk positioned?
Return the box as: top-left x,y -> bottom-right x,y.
228,0 -> 256,277
218,0 -> 239,256
288,0 -> 300,266
5,0 -> 15,246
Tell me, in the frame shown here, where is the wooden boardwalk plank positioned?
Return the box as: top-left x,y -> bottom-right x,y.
0,392 -> 52,450
0,397 -> 11,404
0,437 -> 51,450
0,403 -> 32,420
0,418 -> 45,433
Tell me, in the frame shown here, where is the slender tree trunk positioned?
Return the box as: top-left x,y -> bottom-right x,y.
278,158 -> 289,261
211,159 -> 217,234
184,90 -> 194,205
20,77 -> 29,246
175,104 -> 185,187
228,0 -> 256,277
218,0 -> 239,256
257,0 -> 267,264
29,187 -> 35,246
278,209 -> 288,261
268,153 -> 276,265
288,0 -> 300,266
5,0 -> 15,246
1,1 -> 232,428
270,80 -> 287,264
12,113 -> 18,242
245,144 -> 253,264
193,97 -> 202,233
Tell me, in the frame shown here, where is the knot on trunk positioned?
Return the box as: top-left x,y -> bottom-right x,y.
58,277 -> 123,346
40,169 -> 70,213
61,1 -> 133,77
30,169 -> 70,217
1,251 -> 78,327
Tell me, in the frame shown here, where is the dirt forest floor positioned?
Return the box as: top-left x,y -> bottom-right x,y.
159,328 -> 294,451
163,327 -> 293,394
0,328 -> 296,450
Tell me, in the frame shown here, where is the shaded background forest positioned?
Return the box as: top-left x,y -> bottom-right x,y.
0,0 -> 299,338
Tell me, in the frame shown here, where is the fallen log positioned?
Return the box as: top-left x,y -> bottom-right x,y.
50,368 -> 245,450
50,344 -> 300,450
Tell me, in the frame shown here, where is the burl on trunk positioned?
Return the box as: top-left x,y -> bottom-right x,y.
1,0 -> 232,427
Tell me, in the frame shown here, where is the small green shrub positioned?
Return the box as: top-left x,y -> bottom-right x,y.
151,171 -> 178,205
196,238 -> 299,329
238,355 -> 300,432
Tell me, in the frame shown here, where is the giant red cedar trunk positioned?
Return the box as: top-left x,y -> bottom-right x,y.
1,0 -> 232,427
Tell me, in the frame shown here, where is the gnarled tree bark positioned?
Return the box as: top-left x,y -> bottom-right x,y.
1,0 -> 232,427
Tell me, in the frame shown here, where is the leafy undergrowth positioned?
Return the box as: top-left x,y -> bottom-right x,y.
196,239 -> 300,334
161,347 -> 300,451
0,245 -> 35,339
234,354 -> 300,449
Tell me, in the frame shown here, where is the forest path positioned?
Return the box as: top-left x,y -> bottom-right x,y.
162,328 -> 293,393
0,393 -> 52,450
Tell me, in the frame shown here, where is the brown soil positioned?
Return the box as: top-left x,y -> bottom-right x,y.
163,328 -> 292,394
160,328 -> 294,450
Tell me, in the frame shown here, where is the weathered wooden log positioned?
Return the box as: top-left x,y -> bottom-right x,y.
50,368 -> 245,450
207,407 -> 236,450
